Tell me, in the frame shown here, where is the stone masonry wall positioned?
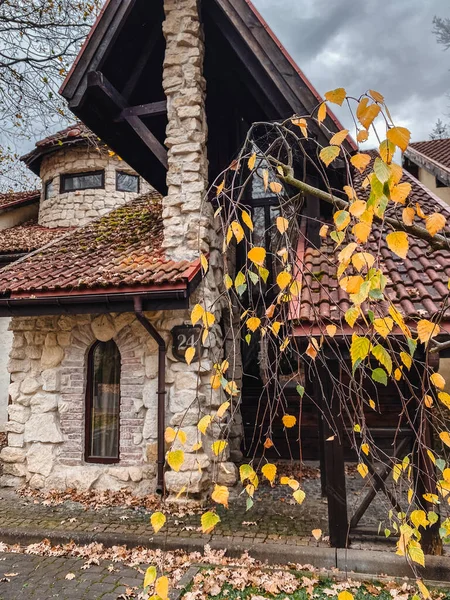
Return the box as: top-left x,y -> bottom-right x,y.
162,0 -> 210,262
39,146 -> 152,228
1,311 -> 238,496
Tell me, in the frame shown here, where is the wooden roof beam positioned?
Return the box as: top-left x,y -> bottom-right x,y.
87,71 -> 168,170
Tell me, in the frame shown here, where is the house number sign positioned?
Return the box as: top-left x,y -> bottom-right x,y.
171,325 -> 203,363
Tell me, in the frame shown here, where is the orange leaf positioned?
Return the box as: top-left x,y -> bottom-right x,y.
387,126 -> 411,152
324,87 -> 346,106
350,153 -> 371,173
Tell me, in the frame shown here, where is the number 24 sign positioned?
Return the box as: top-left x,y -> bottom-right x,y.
171,325 -> 203,363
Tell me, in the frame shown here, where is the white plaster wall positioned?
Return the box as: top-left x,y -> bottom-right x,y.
38,146 -> 152,228
418,167 -> 450,206
0,318 -> 12,430
0,204 -> 39,230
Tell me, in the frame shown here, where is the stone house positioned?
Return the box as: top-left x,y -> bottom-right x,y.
403,138 -> 450,205
0,0 -> 449,548
0,125 -> 150,430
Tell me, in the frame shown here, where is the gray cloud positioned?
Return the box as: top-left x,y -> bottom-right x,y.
253,0 -> 450,142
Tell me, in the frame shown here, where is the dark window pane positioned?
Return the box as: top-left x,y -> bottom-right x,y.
116,171 -> 139,193
87,340 -> 120,461
62,171 -> 104,192
44,179 -> 53,200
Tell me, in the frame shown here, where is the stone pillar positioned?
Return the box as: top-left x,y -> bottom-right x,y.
162,0 -> 209,261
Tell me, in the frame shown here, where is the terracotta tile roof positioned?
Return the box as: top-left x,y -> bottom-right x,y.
408,138 -> 450,172
295,161 -> 450,329
0,190 -> 40,212
0,192 -> 200,297
0,220 -> 69,255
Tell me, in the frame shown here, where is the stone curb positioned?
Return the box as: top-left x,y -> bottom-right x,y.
1,527 -> 450,582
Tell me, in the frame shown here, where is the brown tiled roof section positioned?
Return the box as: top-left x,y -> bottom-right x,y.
297,162 -> 450,325
0,192 -> 199,296
0,220 -> 70,255
409,138 -> 450,171
0,190 -> 40,212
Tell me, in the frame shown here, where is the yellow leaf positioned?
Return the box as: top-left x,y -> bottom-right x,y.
191,304 -> 204,326
345,306 -> 360,328
317,102 -> 327,123
165,427 -> 177,443
439,392 -> 450,409
325,88 -> 346,106
400,352 -> 412,370
277,271 -> 292,290
426,212 -> 446,237
394,368 -> 402,381
144,566 -> 157,588
293,489 -> 306,504
211,484 -> 229,508
350,334 -> 371,367
155,576 -> 169,600
211,440 -> 228,456
416,203 -> 426,219
225,380 -> 239,396
411,509 -> 429,529
417,320 -> 441,345
150,511 -> 166,534
361,443 -> 370,456
352,222 -> 371,243
248,152 -> 256,171
167,450 -> 184,472
387,126 -> 411,152
357,129 -> 369,143
369,89 -> 384,103
424,395 -> 434,408
430,371 -> 445,389
350,153 -> 371,173
349,200 -> 367,217
292,117 -> 308,138
269,181 -> 283,194
216,401 -> 230,418
417,579 -> 432,600
262,169 -> 269,192
334,209 -> 351,231
200,253 -> 208,274
248,246 -> 266,266
282,414 -> 297,428
386,231 -> 409,259
369,399 -> 376,410
276,216 -> 289,234
423,493 -> 439,504
393,464 -> 402,482
247,317 -> 261,332
440,431 -> 450,448
402,206 -> 415,226
261,463 -> 277,484
357,463 -> 369,478
329,129 -> 349,146
390,162 -> 403,184
185,347 -> 196,366
241,210 -> 254,231
202,311 -> 215,328
319,145 -> 340,167
319,224 -> 329,237
357,99 -> 381,129
379,139 -> 396,164
390,182 -> 411,204
340,275 -> 364,294
224,273 -> 233,290
373,318 -> 393,339
371,344 -> 392,375
326,324 -> 337,337
344,185 -> 358,201
231,220 -> 245,243
408,541 -> 425,568
338,242 -> 358,263
271,321 -> 282,336
198,415 -> 212,434
216,180 -> 225,196
240,464 -> 256,483
312,528 -> 322,540
338,592 -> 354,600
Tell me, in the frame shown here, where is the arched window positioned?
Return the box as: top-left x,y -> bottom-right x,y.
85,340 -> 121,463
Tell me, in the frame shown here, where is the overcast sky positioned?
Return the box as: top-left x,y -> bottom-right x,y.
252,0 -> 449,143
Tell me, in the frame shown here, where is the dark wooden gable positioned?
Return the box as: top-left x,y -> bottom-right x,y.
61,0 -> 353,194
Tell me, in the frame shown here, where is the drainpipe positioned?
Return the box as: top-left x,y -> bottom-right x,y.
133,296 -> 166,494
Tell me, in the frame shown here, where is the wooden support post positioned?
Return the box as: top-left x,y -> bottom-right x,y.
316,359 -> 349,548
317,410 -> 327,497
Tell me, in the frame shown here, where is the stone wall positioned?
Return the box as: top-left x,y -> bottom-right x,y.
1,311 -> 238,496
38,146 -> 152,228
162,0 -> 210,262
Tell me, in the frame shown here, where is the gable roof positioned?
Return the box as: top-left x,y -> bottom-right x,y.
60,0 -> 355,194
293,159 -> 450,336
21,124 -> 97,175
404,138 -> 450,187
0,190 -> 40,214
0,192 -> 200,306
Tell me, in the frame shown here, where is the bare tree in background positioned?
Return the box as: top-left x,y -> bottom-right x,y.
0,0 -> 101,191
433,15 -> 450,50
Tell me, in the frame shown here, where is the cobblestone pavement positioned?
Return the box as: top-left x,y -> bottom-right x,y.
0,551 -> 142,599
0,464 -> 445,553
